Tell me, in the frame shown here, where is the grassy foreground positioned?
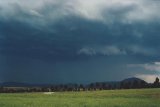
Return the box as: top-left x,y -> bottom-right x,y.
0,88 -> 160,107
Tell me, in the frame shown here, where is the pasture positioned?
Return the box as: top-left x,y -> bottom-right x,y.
0,88 -> 160,107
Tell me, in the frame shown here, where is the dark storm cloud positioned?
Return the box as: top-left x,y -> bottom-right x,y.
0,0 -> 160,83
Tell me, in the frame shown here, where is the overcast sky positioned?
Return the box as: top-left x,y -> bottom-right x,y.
0,0 -> 160,83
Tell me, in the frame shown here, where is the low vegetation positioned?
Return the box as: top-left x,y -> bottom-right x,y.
0,88 -> 160,107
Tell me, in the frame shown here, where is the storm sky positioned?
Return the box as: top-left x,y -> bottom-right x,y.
0,0 -> 160,83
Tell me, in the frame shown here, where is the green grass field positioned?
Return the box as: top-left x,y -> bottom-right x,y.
0,88 -> 160,107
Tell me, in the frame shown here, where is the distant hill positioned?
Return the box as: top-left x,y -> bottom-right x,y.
121,77 -> 147,84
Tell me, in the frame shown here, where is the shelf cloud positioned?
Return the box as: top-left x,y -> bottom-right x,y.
0,0 -> 160,83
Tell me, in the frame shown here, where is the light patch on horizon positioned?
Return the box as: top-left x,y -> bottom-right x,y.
135,74 -> 160,83
129,62 -> 160,82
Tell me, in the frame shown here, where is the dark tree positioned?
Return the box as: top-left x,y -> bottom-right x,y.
64,85 -> 68,91
153,77 -> 160,88
95,82 -> 101,90
74,84 -> 79,91
102,83 -> 106,90
79,84 -> 85,91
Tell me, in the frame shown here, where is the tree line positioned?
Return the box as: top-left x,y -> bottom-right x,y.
0,77 -> 159,93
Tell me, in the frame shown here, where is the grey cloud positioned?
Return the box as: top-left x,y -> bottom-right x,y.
128,62 -> 160,73
1,0 -> 160,27
0,0 -> 160,83
78,46 -> 126,56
